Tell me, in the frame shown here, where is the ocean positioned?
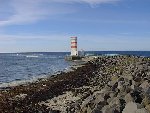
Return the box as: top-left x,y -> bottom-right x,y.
0,52 -> 71,87
0,51 -> 150,88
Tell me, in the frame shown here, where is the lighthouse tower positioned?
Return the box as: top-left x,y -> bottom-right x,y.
71,37 -> 78,56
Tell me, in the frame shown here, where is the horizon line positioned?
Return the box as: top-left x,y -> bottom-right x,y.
0,50 -> 150,54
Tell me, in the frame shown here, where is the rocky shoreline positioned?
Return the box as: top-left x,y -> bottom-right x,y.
1,55 -> 150,113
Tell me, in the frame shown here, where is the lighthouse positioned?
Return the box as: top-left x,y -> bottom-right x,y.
65,36 -> 81,60
71,37 -> 78,56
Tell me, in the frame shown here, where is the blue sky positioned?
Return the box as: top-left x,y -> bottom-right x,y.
0,0 -> 150,52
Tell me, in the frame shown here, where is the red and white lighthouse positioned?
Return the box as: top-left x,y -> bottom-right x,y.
71,37 -> 78,56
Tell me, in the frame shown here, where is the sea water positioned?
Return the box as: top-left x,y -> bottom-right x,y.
0,52 -> 71,87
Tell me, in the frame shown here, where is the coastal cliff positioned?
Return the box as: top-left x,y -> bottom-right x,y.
1,55 -> 150,113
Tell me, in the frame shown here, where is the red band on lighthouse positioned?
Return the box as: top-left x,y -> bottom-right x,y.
71,46 -> 77,48
71,42 -> 77,44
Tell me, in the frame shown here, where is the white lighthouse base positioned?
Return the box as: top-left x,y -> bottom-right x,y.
65,56 -> 82,61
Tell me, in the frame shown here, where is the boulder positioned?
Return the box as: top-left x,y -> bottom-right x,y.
131,84 -> 135,90
142,96 -> 150,106
81,95 -> 94,108
109,97 -> 120,107
117,81 -> 124,91
111,76 -> 118,82
135,108 -> 149,113
126,75 -> 133,81
92,108 -> 102,113
122,102 -> 138,113
146,87 -> 150,95
94,94 -> 104,105
118,77 -> 124,82
145,104 -> 150,113
124,93 -> 133,103
87,105 -> 92,113
111,82 -> 118,91
109,92 -> 115,98
139,81 -> 150,92
131,90 -> 143,104
101,105 -> 113,113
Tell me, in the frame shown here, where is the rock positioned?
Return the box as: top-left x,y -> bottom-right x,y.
131,80 -> 136,90
118,77 -> 124,82
126,75 -> 133,81
101,105 -> 113,113
92,108 -> 102,113
124,93 -> 133,103
122,102 -> 138,113
135,108 -> 149,113
49,110 -> 60,113
81,95 -> 94,108
131,84 -> 135,90
111,76 -> 118,83
90,86 -> 101,92
14,93 -> 27,101
94,94 -> 104,105
145,104 -> 150,113
116,91 -> 126,99
109,97 -> 120,107
107,98 -> 113,104
120,99 -> 126,112
125,85 -> 132,93
96,101 -> 108,110
117,81 -> 124,91
134,77 -> 142,86
137,103 -> 144,109
93,91 -> 104,97
104,93 -> 110,101
109,92 -> 115,98
102,105 -> 120,113
39,91 -> 80,112
111,82 -> 118,91
146,88 -> 150,94
68,101 -> 81,113
140,81 -> 150,92
95,87 -> 109,95
87,105 -> 92,113
142,96 -> 150,106
131,90 -> 143,104
80,106 -> 87,113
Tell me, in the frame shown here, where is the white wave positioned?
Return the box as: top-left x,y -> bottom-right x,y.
0,75 -> 48,89
26,55 -> 39,58
0,79 -> 34,88
104,54 -> 119,56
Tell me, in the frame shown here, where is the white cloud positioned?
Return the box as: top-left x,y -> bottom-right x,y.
52,0 -> 120,4
0,0 -> 121,26
0,0 -> 75,26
